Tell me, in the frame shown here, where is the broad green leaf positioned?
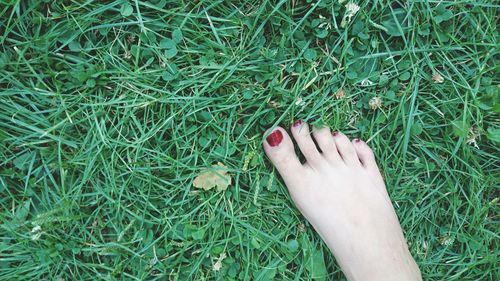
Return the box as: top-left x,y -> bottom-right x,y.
399,72 -> 411,81
165,46 -> 178,58
304,49 -> 317,61
172,28 -> 183,43
14,200 -> 31,222
307,249 -> 327,280
487,127 -> 500,143
251,237 -> 261,249
192,229 -> 205,240
255,268 -> 276,281
379,74 -> 389,85
13,152 -> 33,170
411,122 -> 423,136
160,38 -> 176,49
301,235 -> 327,280
434,10 -> 453,24
120,3 -> 133,17
287,239 -> 299,252
382,9 -> 407,37
451,119 -> 469,138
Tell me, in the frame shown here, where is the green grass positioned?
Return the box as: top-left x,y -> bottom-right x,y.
0,0 -> 499,280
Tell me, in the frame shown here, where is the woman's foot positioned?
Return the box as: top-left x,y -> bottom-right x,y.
263,122 -> 421,281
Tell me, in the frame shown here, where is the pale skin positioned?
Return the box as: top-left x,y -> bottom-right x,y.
263,121 -> 422,281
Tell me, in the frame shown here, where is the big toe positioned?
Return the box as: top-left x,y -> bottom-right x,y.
263,127 -> 303,178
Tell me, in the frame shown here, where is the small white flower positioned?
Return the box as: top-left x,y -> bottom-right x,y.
466,126 -> 479,148
127,35 -> 136,43
318,14 -> 332,30
360,79 -> 374,87
31,225 -> 42,241
369,97 -> 382,110
298,223 -> 305,232
432,73 -> 444,83
440,236 -> 455,246
345,2 -> 360,16
269,100 -> 280,108
294,96 -> 304,106
148,246 -> 159,267
212,253 -> 226,271
341,2 -> 360,28
335,88 -> 346,99
149,257 -> 158,266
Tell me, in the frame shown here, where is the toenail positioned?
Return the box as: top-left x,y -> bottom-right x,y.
293,120 -> 302,127
353,139 -> 361,143
266,130 -> 283,147
332,132 -> 339,137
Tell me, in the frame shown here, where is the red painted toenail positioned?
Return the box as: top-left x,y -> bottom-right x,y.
293,120 -> 302,127
353,139 -> 361,143
266,130 -> 283,147
332,132 -> 339,136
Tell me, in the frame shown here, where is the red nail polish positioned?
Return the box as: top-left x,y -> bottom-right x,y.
353,139 -> 361,143
293,120 -> 302,127
332,132 -> 339,136
266,130 -> 283,147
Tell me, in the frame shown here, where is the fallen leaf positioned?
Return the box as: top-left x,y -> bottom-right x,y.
193,162 -> 231,191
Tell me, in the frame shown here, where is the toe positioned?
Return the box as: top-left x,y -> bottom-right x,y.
352,139 -> 386,189
352,139 -> 376,168
332,132 -> 360,166
312,126 -> 342,163
263,127 -> 303,177
291,121 -> 322,165
352,139 -> 383,176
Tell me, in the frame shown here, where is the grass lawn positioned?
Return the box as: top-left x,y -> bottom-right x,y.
0,0 -> 499,280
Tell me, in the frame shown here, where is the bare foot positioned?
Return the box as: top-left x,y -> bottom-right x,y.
263,121 -> 421,281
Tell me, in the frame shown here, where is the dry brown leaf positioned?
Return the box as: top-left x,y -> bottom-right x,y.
193,162 -> 231,191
